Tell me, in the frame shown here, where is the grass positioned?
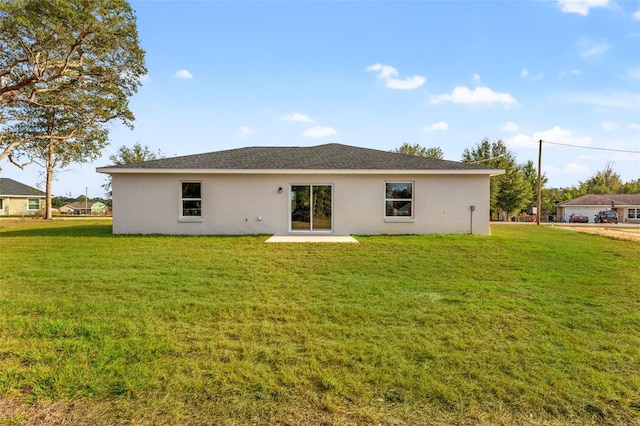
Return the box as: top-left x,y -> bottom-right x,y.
0,219 -> 638,425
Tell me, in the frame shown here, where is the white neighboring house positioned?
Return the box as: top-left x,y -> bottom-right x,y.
96,143 -> 504,235
0,178 -> 45,216
556,194 -> 640,223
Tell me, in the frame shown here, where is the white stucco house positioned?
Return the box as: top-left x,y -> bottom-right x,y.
556,194 -> 640,223
96,143 -> 504,235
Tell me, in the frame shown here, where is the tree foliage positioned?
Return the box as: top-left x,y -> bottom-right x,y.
109,143 -> 162,166
579,161 -> 622,194
392,142 -> 444,159
462,138 -> 535,218
102,142 -> 162,196
0,0 -> 146,163
519,159 -> 548,213
4,91 -> 109,218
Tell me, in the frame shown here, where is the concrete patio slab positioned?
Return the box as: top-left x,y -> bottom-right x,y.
266,235 -> 358,243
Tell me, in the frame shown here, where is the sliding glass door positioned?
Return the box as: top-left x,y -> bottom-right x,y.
290,185 -> 332,231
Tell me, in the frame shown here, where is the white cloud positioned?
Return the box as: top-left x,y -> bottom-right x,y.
366,63 -> 426,90
174,69 -> 194,79
421,121 -> 448,132
366,63 -> 398,79
281,113 -> 313,122
634,10 -> 640,20
386,76 -> 427,90
430,86 -> 517,106
302,126 -> 336,138
140,74 -> 151,84
507,126 -> 592,148
521,69 -> 529,78
557,0 -> 610,16
630,123 -> 640,130
503,121 -> 519,132
601,122 -> 617,131
578,38 -> 611,58
237,126 -> 254,138
473,73 -> 481,83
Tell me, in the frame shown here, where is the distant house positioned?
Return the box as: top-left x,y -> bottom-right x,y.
556,194 -> 640,223
0,178 -> 45,216
97,143 -> 504,235
59,201 -> 108,215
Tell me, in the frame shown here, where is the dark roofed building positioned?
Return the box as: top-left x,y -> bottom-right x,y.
106,143 -> 495,172
97,143 -> 504,236
557,194 -> 640,223
0,178 -> 45,216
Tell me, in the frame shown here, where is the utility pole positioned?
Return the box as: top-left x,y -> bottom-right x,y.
536,140 -> 542,225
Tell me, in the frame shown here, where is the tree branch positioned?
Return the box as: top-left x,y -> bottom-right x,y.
7,154 -> 36,170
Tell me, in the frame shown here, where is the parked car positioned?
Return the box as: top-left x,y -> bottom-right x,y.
569,214 -> 589,223
595,210 -> 618,224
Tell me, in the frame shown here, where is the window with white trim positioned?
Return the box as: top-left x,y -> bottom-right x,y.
27,198 -> 40,211
0,198 -> 3,210
180,182 -> 202,219
628,208 -> 639,220
385,182 -> 413,218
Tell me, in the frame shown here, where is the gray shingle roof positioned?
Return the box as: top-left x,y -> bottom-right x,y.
0,178 -> 45,196
100,143 -> 499,172
558,194 -> 640,206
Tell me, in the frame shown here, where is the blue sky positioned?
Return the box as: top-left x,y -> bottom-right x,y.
2,0 -> 639,198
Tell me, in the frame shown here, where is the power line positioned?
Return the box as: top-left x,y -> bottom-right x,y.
466,155 -> 507,164
541,140 -> 640,154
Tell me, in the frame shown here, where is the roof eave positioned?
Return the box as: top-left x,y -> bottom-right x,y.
97,167 -> 505,176
0,194 -> 46,198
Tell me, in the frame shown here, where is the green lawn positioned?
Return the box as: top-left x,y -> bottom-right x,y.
0,220 -> 638,425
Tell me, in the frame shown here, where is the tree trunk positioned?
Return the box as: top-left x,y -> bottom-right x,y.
45,139 -> 54,220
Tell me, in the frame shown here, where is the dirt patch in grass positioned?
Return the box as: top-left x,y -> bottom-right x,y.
0,398 -> 113,426
555,225 -> 640,242
2,397 -> 638,426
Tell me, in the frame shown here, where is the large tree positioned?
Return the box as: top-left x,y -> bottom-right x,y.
462,138 -> 530,219
102,142 -> 162,196
392,142 -> 444,159
519,159 -> 548,213
3,91 -> 109,219
578,161 -> 623,194
0,0 -> 146,163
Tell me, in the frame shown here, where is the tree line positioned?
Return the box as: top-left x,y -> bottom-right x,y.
394,140 -> 639,219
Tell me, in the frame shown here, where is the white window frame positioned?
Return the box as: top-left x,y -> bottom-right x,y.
0,198 -> 3,210
628,208 -> 639,220
384,181 -> 415,222
179,181 -> 202,222
27,198 -> 40,211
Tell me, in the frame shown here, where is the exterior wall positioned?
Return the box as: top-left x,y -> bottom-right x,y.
111,173 -> 492,235
0,197 -> 44,216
